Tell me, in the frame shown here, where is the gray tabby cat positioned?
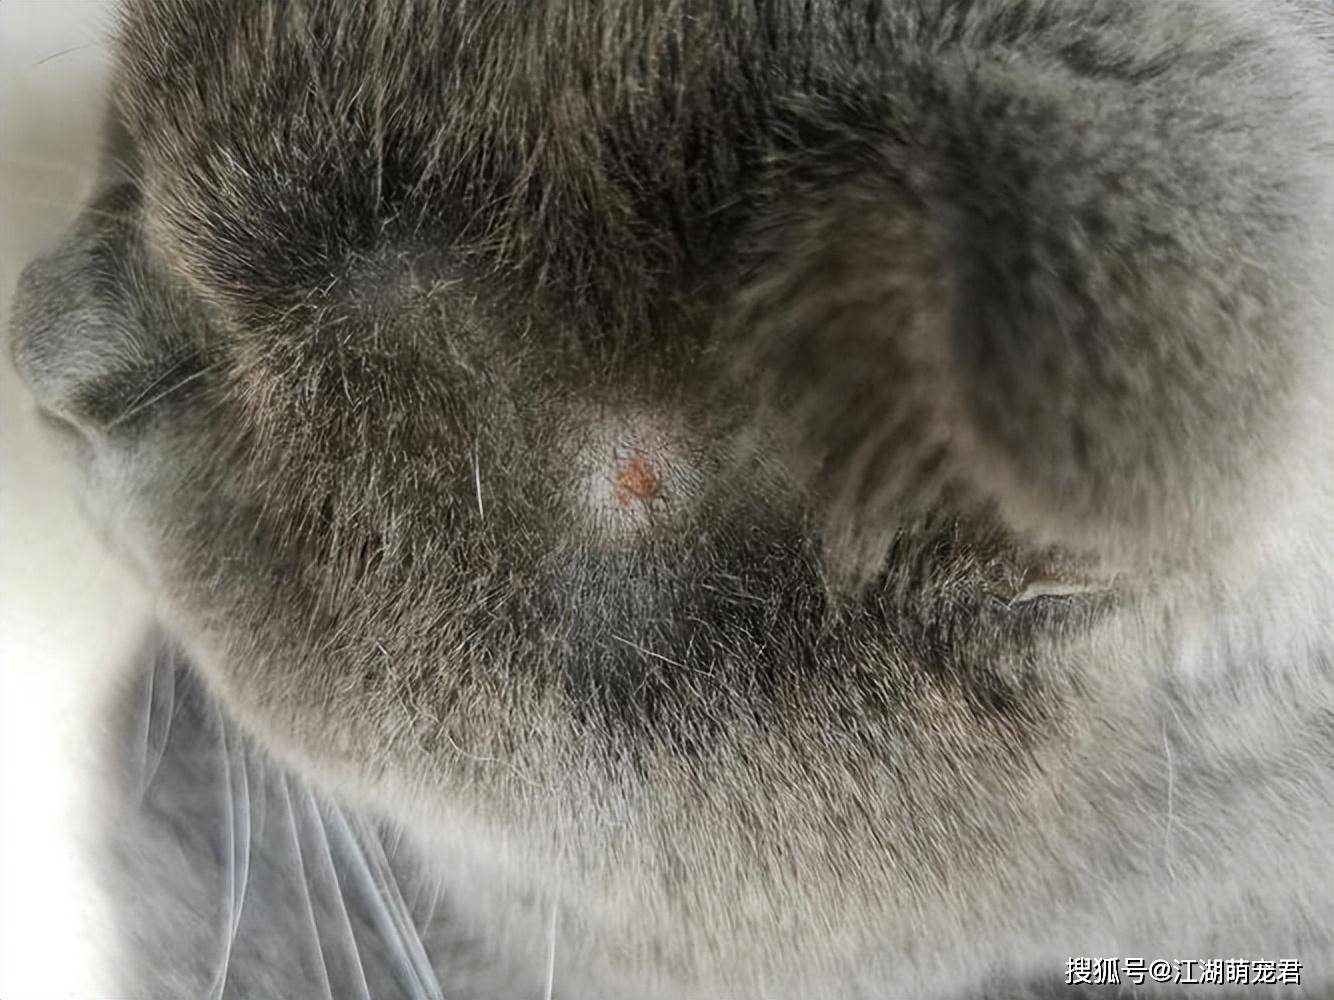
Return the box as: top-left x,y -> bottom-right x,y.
9,0 -> 1333,996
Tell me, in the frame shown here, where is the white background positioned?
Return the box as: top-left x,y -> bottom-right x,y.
1,3 -> 152,995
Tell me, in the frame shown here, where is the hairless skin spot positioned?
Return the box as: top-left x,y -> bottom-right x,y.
612,454 -> 663,507
568,408 -> 700,531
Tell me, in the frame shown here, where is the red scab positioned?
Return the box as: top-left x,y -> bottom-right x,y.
612,455 -> 663,507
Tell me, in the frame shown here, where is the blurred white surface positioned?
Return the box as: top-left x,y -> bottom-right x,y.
1,4 -> 152,996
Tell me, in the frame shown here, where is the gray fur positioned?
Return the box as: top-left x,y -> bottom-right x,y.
8,0 -> 1334,996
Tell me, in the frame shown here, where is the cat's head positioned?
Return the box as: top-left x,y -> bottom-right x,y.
15,0 -> 1329,989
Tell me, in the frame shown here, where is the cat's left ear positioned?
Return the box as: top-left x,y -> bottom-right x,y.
11,168 -> 204,443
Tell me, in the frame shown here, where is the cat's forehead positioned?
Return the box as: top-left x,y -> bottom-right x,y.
108,0 -> 818,210
108,0 -> 837,319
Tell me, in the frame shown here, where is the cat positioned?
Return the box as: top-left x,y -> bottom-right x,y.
9,0 -> 1333,996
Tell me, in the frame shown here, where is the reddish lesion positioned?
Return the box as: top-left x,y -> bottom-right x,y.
611,454 -> 663,507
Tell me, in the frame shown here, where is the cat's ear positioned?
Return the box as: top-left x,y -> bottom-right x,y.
11,174 -> 205,442
732,44 -> 1331,580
